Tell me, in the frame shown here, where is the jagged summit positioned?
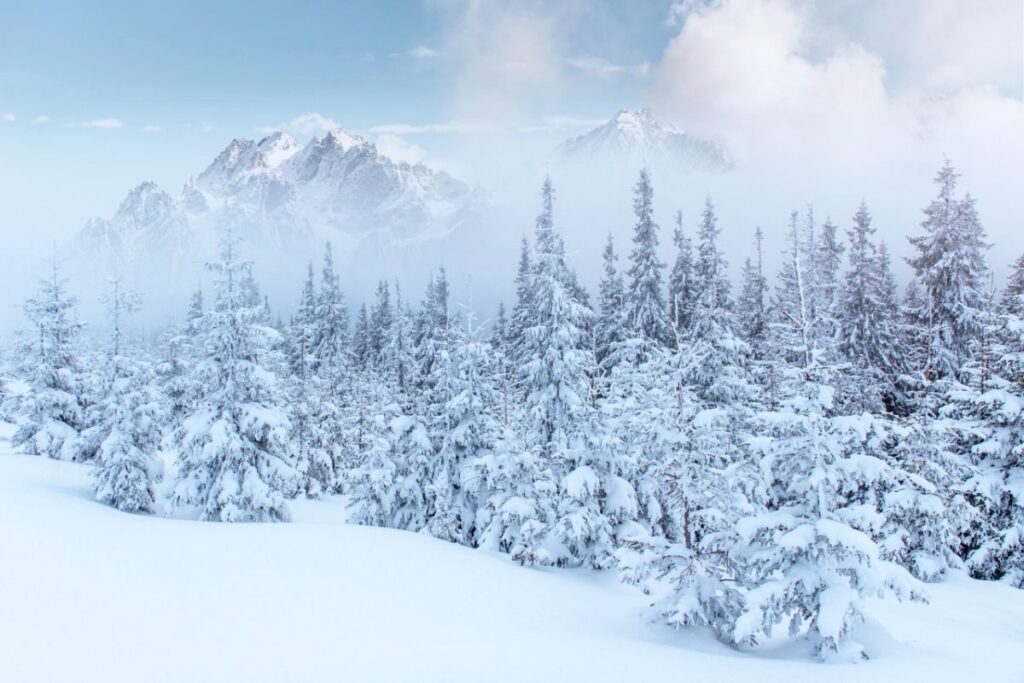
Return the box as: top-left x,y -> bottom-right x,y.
257,131 -> 302,167
555,108 -> 731,172
73,124 -> 479,257
66,123 -> 484,308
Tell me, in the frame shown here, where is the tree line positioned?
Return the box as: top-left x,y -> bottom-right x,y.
3,161 -> 1021,661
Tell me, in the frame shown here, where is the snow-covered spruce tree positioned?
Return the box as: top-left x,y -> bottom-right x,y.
516,178 -> 595,564
346,399 -> 402,527
906,160 -> 990,381
12,260 -> 89,461
667,209 -> 698,341
490,301 -> 516,431
548,402 -> 640,569
90,279 -> 165,513
619,201 -> 756,628
384,282 -> 416,402
413,269 -> 451,412
623,168 -> 671,350
470,427 -> 556,565
507,237 -> 535,384
92,353 -> 165,513
941,268 -> 1024,587
171,230 -> 300,522
311,241 -> 350,373
876,419 -> 972,581
733,379 -> 918,661
771,211 -> 816,372
837,203 -> 906,413
678,197 -> 752,404
595,234 -> 627,375
426,314 -> 501,545
616,391 -> 750,644
812,216 -> 844,351
900,278 -> 931,387
520,177 -> 593,456
157,286 -> 204,423
369,280 -> 394,369
284,262 -> 334,495
352,303 -> 371,371
736,227 -> 769,358
1001,251 -> 1024,317
309,242 -> 352,488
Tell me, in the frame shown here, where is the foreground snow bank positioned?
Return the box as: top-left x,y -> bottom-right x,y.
1,441 -> 1022,683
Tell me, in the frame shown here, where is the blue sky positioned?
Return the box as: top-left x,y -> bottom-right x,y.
1,0 -> 1021,263
0,1 -> 681,239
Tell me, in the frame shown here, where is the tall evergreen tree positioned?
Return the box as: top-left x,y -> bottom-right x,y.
837,203 -> 905,411
352,303 -> 371,371
171,230 -> 300,522
595,234 -> 627,372
311,241 -> 350,374
509,236 -> 534,372
667,209 -> 698,341
906,161 -> 990,381
736,227 -> 769,357
520,177 -> 593,456
13,261 -> 89,461
1001,252 -> 1024,317
369,280 -> 394,368
624,169 -> 671,348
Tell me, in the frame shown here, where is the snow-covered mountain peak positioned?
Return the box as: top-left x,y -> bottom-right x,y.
555,108 -> 731,172
322,127 -> 369,154
257,131 -> 303,168
196,138 -> 270,194
70,120 -> 483,290
112,182 -> 179,230
283,127 -> 376,185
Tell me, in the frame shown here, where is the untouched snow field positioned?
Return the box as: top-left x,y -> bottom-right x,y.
2,426 -> 1023,683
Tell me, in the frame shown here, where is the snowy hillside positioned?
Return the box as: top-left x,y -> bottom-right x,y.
2,428 -> 1023,683
554,108 -> 732,172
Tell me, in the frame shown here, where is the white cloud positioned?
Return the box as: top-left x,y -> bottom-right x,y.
435,1 -> 568,119
142,125 -> 163,133
257,112 -> 340,137
653,0 -> 1023,164
665,0 -> 716,27
403,45 -> 439,59
567,56 -> 650,80
2,113 -> 14,123
80,118 -> 124,129
521,115 -> 607,132
369,120 -> 496,135
373,133 -> 427,165
31,115 -> 50,125
826,0 -> 1023,97
650,0 -> 1024,277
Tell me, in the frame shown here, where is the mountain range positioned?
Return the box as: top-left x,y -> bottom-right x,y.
67,109 -> 731,316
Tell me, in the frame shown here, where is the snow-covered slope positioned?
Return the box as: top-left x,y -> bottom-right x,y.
555,108 -> 732,172
2,427 -> 1023,683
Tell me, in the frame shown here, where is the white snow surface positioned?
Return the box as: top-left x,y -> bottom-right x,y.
1,423 -> 1023,683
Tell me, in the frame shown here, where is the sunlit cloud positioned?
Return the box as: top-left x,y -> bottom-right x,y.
256,112 -> 340,137
80,118 -> 124,129
567,56 -> 650,80
395,45 -> 438,59
369,120 -> 496,135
